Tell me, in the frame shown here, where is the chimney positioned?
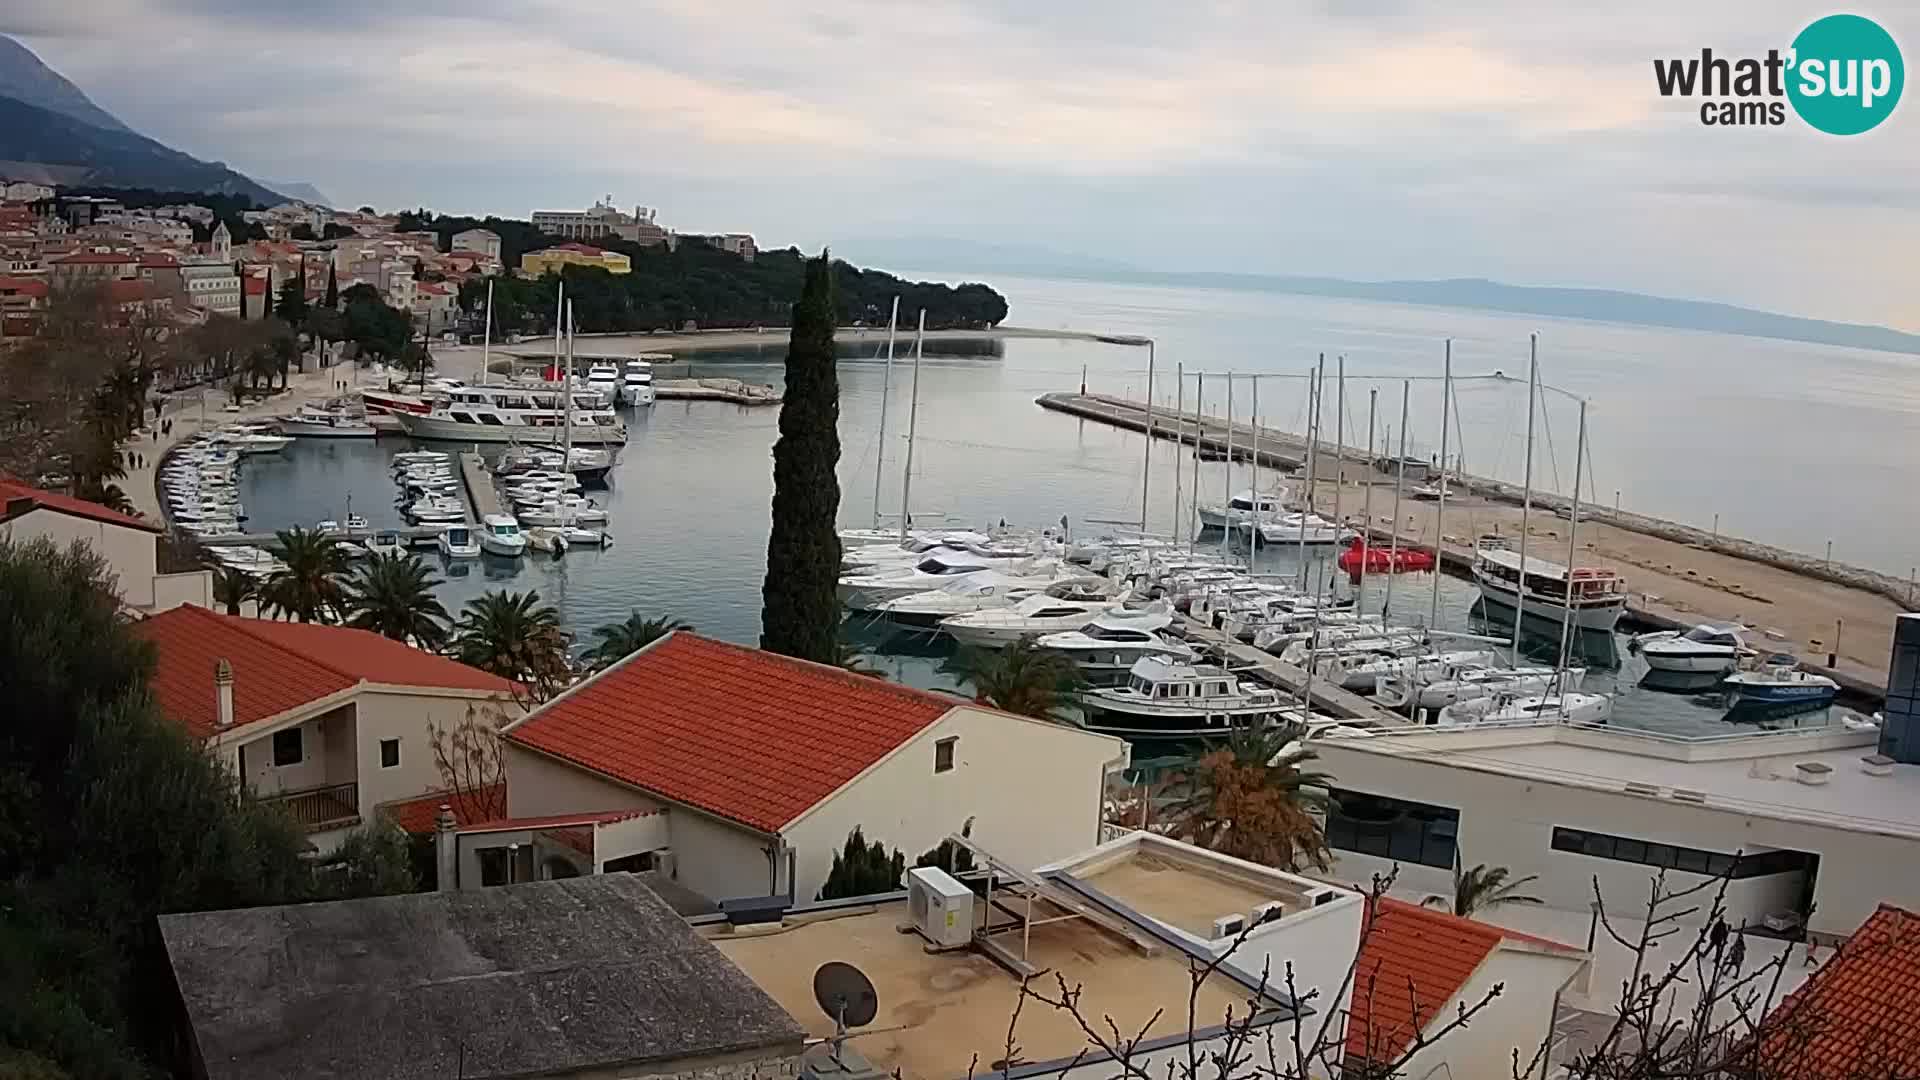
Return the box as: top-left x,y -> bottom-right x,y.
214,659 -> 234,729
434,804 -> 459,891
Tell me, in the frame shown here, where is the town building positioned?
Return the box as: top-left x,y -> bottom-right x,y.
132,606 -> 518,853
476,631 -> 1130,904
0,477 -> 209,612
2,180 -> 55,202
531,199 -> 670,245
521,242 -> 632,276
1309,718 -> 1920,939
158,875 -> 808,1080
450,227 -> 501,260
697,232 -> 758,261
411,279 -> 457,334
47,247 -> 139,284
0,275 -> 48,337
180,262 -> 241,316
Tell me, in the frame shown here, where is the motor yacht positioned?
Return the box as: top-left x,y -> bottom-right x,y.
393,383 -> 627,445
1034,608 -> 1197,682
1374,661 -> 1581,711
875,574 -> 1106,628
837,550 -> 1003,610
437,525 -> 481,559
942,592 -> 1139,649
1249,512 -> 1350,546
1472,534 -> 1628,632
1078,655 -> 1308,743
479,513 -> 529,557
620,358 -> 656,406
515,497 -> 610,526
364,531 -> 407,558
1436,690 -> 1613,726
1631,623 -> 1752,673
278,404 -> 376,438
1722,656 -> 1838,711
1196,489 -> 1291,530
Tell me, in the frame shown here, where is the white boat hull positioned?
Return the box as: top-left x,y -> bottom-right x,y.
480,537 -> 527,557
1474,574 -> 1625,631
394,413 -> 627,444
279,418 -> 377,438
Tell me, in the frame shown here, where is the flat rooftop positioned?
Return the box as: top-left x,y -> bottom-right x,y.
1318,723 -> 1919,839
1068,848 -> 1300,939
708,896 -> 1272,1080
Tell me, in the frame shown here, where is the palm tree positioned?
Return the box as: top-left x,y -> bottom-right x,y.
210,566 -> 259,616
452,590 -> 571,700
584,612 -> 690,670
342,552 -> 449,648
261,527 -> 348,622
943,636 -> 1083,721
1167,720 -> 1334,872
1425,860 -> 1544,917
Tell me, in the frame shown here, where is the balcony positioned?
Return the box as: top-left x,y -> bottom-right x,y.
264,782 -> 361,833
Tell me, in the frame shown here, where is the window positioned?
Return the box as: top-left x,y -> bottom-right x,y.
934,737 -> 957,773
1325,788 -> 1460,869
1550,827 -> 1811,879
379,738 -> 400,769
271,728 -> 303,767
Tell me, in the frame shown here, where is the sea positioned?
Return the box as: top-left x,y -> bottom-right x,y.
232,274 -> 1907,742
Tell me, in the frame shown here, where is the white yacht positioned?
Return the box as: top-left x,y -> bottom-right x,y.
837,550 -> 1002,610
515,497 -> 610,526
1472,535 -> 1628,632
1436,689 -> 1613,726
1034,608 -> 1196,681
1196,489 -> 1290,530
1078,655 -> 1307,743
407,498 -> 465,525
393,384 -> 627,445
942,592 -> 1136,649
208,429 -> 293,455
1375,661 -> 1582,711
585,362 -> 621,401
1316,648 -> 1499,693
478,514 -> 528,557
364,530 -> 407,558
877,575 -> 1107,629
620,359 -> 656,406
1249,512 -> 1349,546
278,404 -> 376,438
1631,624 -> 1751,673
437,525 -> 481,559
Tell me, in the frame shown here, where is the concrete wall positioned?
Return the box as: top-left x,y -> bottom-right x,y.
782,707 -> 1127,902
540,1049 -> 799,1080
150,570 -> 212,612
1311,744 -> 1920,936
352,689 -> 519,812
503,744 -> 660,818
1393,948 -> 1583,1080
240,706 -> 349,796
671,809 -> 778,901
3,508 -> 157,607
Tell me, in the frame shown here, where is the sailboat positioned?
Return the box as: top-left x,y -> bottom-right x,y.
524,294 -> 613,554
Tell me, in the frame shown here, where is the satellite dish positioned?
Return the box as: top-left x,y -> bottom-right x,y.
813,961 -> 879,1030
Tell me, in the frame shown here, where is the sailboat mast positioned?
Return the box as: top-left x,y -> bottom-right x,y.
1250,374 -> 1260,534
871,296 -> 899,530
1359,389 -> 1375,615
1331,356 -> 1345,588
1139,340 -> 1155,534
1189,373 -> 1203,555
1512,336 -> 1539,659
897,309 -> 925,544
480,279 -> 493,387
1220,375 -> 1233,559
1430,340 -> 1452,630
1172,363 -> 1184,542
564,301 -> 574,460
552,281 -> 565,385
1555,399 -> 1589,712
1298,357 -> 1323,592
1384,381 -> 1409,619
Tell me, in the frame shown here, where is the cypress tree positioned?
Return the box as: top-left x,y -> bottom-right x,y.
323,261 -> 339,309
759,251 -> 842,663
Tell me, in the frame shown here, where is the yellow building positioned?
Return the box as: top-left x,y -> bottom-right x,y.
521,243 -> 632,276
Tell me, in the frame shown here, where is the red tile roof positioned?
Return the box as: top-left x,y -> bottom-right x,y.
1346,899 -> 1506,1063
1760,904 -> 1920,1079
0,475 -> 159,532
0,277 -> 49,299
505,632 -> 958,833
378,784 -> 507,834
52,250 -> 137,264
134,606 -> 514,739
550,242 -> 608,255
458,808 -> 660,834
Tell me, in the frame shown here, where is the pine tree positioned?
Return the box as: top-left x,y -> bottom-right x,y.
816,826 -> 905,900
275,274 -> 308,326
759,250 -> 842,663
323,261 -> 339,309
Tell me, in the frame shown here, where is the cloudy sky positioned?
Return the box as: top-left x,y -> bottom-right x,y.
7,1 -> 1917,326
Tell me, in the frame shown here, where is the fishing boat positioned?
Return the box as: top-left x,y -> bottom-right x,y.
1078,655 -> 1307,742
1471,534 -> 1628,632
392,384 -> 627,445
1336,536 -> 1435,574
437,525 -> 481,559
1630,624 -> 1752,673
1723,657 -> 1839,711
477,513 -> 528,557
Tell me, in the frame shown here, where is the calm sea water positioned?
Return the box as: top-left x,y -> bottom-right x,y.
228,272 -> 1902,738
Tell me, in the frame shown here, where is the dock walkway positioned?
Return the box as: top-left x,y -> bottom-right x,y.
1179,619 -> 1409,726
459,452 -> 499,522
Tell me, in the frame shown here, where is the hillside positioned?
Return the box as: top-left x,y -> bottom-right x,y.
0,34 -> 128,133
0,93 -> 280,204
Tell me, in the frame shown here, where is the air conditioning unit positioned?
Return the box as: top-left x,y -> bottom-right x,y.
1211,914 -> 1246,939
905,866 -> 974,949
1251,901 -> 1287,926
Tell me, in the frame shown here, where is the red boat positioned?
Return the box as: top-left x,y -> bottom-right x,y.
1337,536 -> 1436,574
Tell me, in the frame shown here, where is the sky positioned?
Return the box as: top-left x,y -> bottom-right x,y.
6,1 -> 1918,328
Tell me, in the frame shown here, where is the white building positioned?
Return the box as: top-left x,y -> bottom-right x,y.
0,477 -> 209,613
133,606 -> 522,854
450,227 -> 501,260
181,261 -> 241,316
531,199 -> 669,245
1309,719 -> 1920,939
3,180 -> 55,201
475,631 -> 1131,903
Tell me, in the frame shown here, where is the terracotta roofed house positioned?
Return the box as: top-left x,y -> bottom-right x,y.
133,605 -> 519,851
489,631 -> 1130,903
0,474 -> 213,611
1755,903 -> 1920,1079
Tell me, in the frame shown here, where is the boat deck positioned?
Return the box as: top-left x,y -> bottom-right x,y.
1179,619 -> 1409,727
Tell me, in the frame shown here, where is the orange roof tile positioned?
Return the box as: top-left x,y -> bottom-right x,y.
0,277 -> 49,299
1346,899 -> 1505,1063
0,474 -> 159,532
458,808 -> 660,834
134,606 -> 514,740
1759,904 -> 1920,1079
505,632 -> 957,833
378,784 -> 507,834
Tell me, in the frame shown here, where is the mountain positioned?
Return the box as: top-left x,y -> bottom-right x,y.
0,34 -> 129,133
0,94 -> 281,203
260,180 -> 333,207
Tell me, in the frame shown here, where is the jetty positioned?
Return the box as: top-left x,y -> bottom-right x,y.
1181,618 -> 1409,726
458,452 -> 499,520
1041,391 -> 1907,695
655,378 -> 780,406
